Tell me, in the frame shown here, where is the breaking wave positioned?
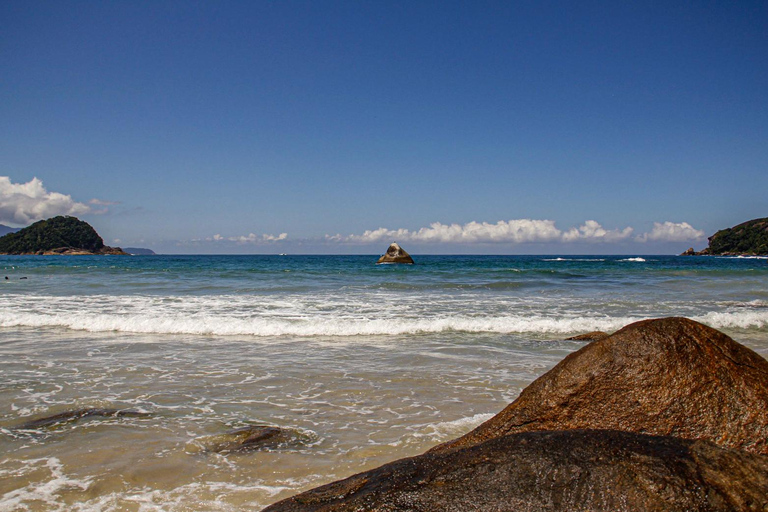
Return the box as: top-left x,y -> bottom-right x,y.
1,293 -> 766,337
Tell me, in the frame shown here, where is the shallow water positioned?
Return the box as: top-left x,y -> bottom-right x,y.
1,255 -> 767,510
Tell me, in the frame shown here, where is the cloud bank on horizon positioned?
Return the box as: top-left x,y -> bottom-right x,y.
326,219 -> 704,246
0,176 -> 705,248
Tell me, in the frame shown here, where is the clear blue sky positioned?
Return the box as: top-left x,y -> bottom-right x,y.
1,0 -> 766,254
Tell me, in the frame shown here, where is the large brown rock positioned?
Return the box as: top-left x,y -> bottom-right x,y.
376,243 -> 414,264
263,429 -> 768,512
433,317 -> 768,455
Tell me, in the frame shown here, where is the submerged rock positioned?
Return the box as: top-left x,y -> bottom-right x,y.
263,429 -> 768,512
14,408 -> 150,430
188,425 -> 312,454
376,242 -> 414,264
564,331 -> 610,341
433,317 -> 768,456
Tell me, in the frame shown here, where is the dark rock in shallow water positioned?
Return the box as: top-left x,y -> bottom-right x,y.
564,330 -> 610,341
188,425 -> 312,454
376,242 -> 414,264
263,429 -> 768,512
15,408 -> 150,429
433,317 -> 768,456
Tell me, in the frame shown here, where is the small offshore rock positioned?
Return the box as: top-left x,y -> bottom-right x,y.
564,331 -> 610,341
263,429 -> 768,512
188,425 -> 312,454
15,408 -> 150,430
433,317 -> 768,456
376,242 -> 414,264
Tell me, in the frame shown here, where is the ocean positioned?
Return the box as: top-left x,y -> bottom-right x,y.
1,254 -> 767,511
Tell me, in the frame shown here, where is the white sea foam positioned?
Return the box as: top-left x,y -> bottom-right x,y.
0,457 -> 93,510
428,413 -> 495,438
619,257 -> 646,262
694,310 -> 768,329
0,306 -> 638,337
1,292 -> 767,337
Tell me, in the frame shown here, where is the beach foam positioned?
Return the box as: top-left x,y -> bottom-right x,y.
1,293 -> 766,337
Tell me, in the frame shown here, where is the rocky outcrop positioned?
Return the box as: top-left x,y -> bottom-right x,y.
434,317 -> 768,456
681,217 -> 768,256
263,318 -> 768,511
14,408 -> 150,430
187,425 -> 312,454
36,246 -> 127,255
263,429 -> 768,512
0,216 -> 127,255
376,243 -> 414,264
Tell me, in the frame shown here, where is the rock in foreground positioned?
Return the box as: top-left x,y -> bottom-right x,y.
376,243 -> 414,264
263,429 -> 768,512
434,317 -> 768,456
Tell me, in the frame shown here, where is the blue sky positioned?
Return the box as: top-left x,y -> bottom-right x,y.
1,1 -> 766,254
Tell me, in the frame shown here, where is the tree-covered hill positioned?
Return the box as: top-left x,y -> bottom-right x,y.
0,216 -> 126,255
704,218 -> 768,255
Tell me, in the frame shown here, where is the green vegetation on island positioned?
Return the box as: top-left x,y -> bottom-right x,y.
0,216 -> 126,255
682,217 -> 768,256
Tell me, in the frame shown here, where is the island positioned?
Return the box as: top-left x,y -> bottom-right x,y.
0,216 -> 127,255
682,217 -> 768,256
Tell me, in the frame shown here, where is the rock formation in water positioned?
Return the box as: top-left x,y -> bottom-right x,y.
0,216 -> 127,255
14,408 -> 150,429
564,331 -> 610,341
188,425 -> 312,454
434,317 -> 768,456
263,430 -> 768,512
376,242 -> 414,264
263,318 -> 768,511
681,217 -> 768,256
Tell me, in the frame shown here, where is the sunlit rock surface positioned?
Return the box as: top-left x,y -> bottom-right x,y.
376,243 -> 414,264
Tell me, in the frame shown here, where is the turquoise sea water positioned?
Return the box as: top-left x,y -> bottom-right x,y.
1,254 -> 767,510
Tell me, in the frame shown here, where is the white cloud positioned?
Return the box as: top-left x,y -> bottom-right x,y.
562,220 -> 634,242
207,232 -> 288,244
333,219 -> 707,246
0,176 -> 96,225
636,222 -> 706,242
89,198 -> 121,206
338,219 -> 635,245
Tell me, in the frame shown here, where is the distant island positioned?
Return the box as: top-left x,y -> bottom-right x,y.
123,247 -> 156,255
0,216 -> 127,255
682,217 -> 768,256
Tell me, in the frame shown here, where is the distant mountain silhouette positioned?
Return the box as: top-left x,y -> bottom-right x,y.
123,247 -> 156,255
0,224 -> 20,237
